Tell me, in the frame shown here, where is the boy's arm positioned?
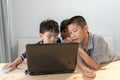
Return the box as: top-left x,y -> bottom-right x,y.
78,48 -> 100,70
64,37 -> 73,43
3,56 -> 23,71
12,56 -> 23,67
77,58 -> 96,78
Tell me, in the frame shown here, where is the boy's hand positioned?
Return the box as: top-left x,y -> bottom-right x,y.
3,63 -> 17,71
64,37 -> 73,43
82,67 -> 96,78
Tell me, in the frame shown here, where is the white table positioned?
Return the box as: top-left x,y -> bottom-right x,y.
0,60 -> 120,80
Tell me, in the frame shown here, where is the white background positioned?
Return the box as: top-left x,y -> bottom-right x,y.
7,0 -> 120,60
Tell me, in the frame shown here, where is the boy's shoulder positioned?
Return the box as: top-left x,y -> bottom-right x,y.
92,34 -> 105,42
88,32 -> 106,45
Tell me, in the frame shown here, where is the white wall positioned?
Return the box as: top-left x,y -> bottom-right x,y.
8,0 -> 120,60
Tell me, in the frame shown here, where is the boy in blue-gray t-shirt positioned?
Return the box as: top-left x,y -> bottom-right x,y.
3,19 -> 61,71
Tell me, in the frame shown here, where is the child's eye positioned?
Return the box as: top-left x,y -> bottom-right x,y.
68,29 -> 77,35
47,36 -> 51,39
69,32 -> 72,35
73,29 -> 77,32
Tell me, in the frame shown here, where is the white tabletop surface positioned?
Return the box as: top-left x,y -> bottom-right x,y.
0,60 -> 120,80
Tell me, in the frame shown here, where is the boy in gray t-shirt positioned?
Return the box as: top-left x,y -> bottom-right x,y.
79,32 -> 120,63
66,15 -> 120,78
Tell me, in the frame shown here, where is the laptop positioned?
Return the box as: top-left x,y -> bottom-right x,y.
26,43 -> 79,75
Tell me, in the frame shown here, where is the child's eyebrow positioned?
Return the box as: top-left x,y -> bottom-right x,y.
71,27 -> 77,31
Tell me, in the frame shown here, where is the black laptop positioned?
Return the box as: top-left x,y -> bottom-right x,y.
26,43 -> 79,75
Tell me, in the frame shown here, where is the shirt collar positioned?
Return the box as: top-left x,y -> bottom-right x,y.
87,32 -> 94,50
79,32 -> 94,51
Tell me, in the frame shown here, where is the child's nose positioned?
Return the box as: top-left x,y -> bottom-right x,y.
50,38 -> 57,42
71,33 -> 76,39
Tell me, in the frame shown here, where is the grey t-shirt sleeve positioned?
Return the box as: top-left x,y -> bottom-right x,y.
91,35 -> 113,63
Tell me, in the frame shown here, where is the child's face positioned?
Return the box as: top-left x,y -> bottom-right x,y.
61,29 -> 69,39
40,31 -> 59,44
68,23 -> 88,43
61,29 -> 73,42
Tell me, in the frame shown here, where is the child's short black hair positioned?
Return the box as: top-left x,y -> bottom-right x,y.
60,19 -> 69,39
68,15 -> 87,28
60,19 -> 69,33
39,19 -> 59,34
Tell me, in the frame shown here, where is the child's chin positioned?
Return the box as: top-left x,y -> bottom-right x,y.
73,40 -> 79,43
50,42 -> 57,44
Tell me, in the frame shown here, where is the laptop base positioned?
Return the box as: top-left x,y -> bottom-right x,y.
25,69 -> 74,75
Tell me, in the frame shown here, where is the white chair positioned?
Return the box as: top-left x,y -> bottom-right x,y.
17,37 -> 115,56
18,38 -> 40,56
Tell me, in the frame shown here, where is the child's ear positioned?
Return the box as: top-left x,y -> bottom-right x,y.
84,25 -> 88,32
39,33 -> 43,39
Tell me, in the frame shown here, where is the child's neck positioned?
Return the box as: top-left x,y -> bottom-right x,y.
82,32 -> 89,49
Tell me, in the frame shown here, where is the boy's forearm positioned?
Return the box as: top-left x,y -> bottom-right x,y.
12,56 -> 23,67
78,48 -> 100,70
77,58 -> 96,78
77,58 -> 87,70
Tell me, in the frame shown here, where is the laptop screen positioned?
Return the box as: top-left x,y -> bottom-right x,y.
26,43 -> 79,75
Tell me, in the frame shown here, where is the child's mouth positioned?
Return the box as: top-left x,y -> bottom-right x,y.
73,39 -> 78,42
